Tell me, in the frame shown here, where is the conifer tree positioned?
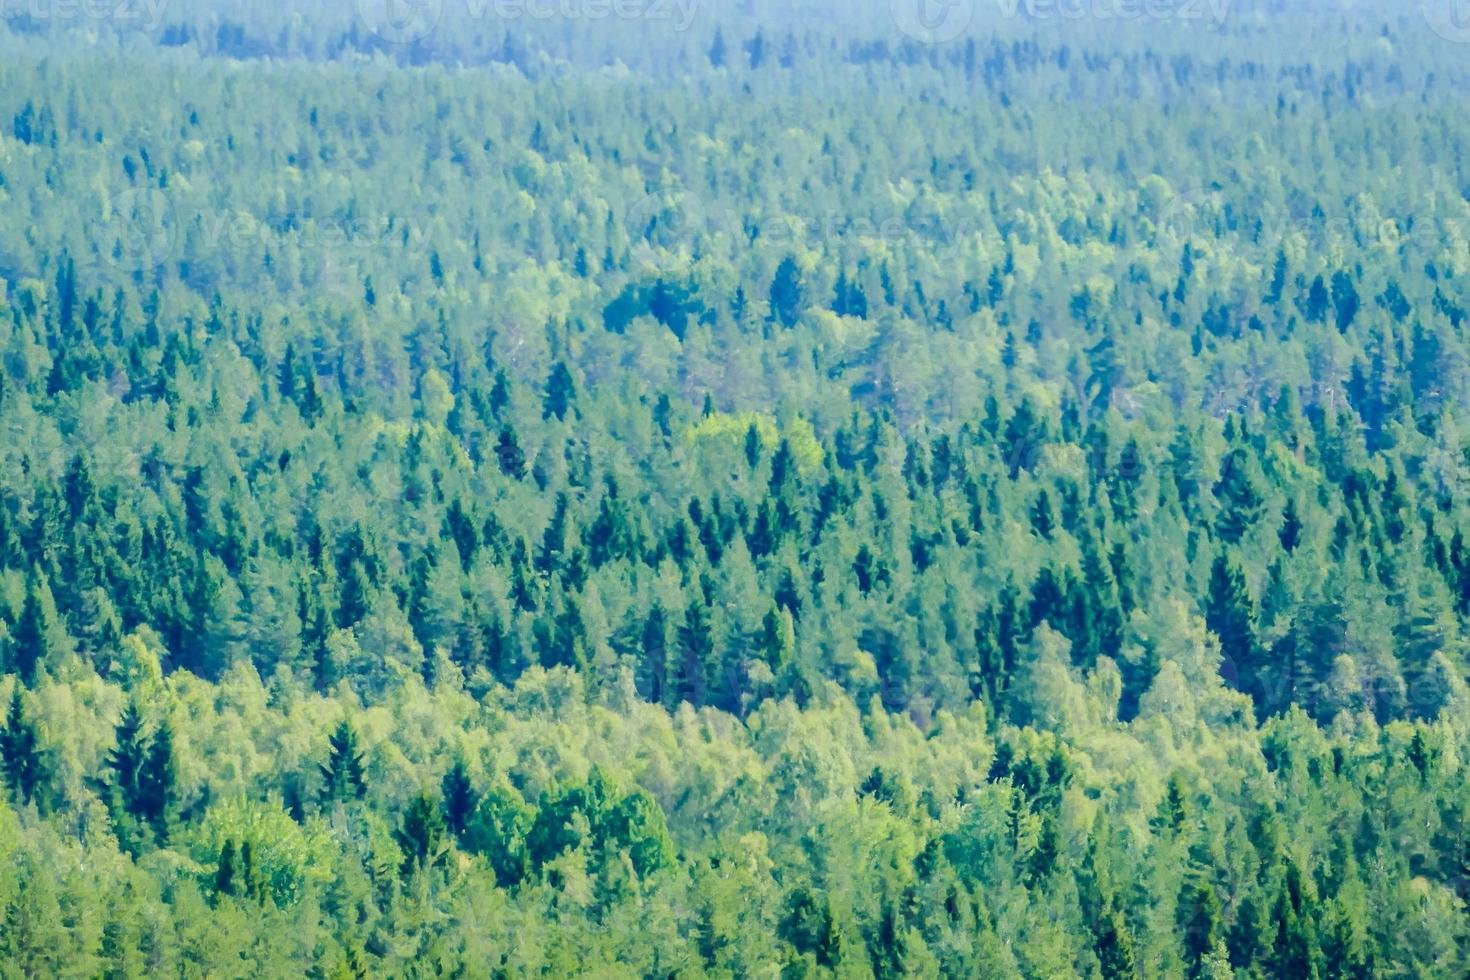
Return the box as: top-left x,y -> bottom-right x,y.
441,759 -> 479,837
140,720 -> 177,840
214,840 -> 238,898
396,791 -> 448,876
494,426 -> 526,479
769,255 -> 805,329
1206,553 -> 1259,703
1179,881 -> 1222,978
9,567 -> 56,685
105,699 -> 152,851
0,687 -> 42,805
1095,906 -> 1136,979
320,720 -> 367,804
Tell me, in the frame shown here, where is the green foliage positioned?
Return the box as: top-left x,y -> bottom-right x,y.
0,4 -> 1468,973
0,687 -> 42,805
319,720 -> 366,805
394,791 -> 448,877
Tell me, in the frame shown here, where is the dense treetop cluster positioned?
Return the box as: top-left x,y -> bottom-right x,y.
1,1 -> 1469,975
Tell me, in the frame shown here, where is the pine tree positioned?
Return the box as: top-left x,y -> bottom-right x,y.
139,720 -> 177,840
744,421 -> 762,469
1096,906 -> 1136,979
464,782 -> 534,888
759,604 -> 796,679
1206,553 -> 1259,703
1214,447 -> 1266,544
320,720 -> 366,804
675,598 -> 714,707
769,255 -> 805,329
105,700 -> 152,851
9,567 -> 56,685
441,759 -> 479,837
494,426 -> 526,479
781,887 -> 842,969
214,839 -> 238,898
602,787 -> 674,877
1269,864 -> 1325,979
1179,881 -> 1222,978
1003,398 -> 1048,477
395,791 -> 448,876
0,687 -> 42,805
543,360 -> 576,421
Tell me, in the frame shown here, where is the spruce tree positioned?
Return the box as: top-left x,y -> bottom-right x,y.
140,721 -> 177,841
440,759 -> 479,838
1206,553 -> 1259,703
9,567 -> 56,685
395,791 -> 448,876
214,840 -> 238,898
105,700 -> 152,850
769,255 -> 805,329
0,687 -> 42,805
1179,881 -> 1222,978
320,720 -> 367,804
494,426 -> 526,479
543,360 -> 576,421
1096,906 -> 1136,979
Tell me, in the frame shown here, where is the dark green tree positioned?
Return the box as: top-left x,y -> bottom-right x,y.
441,759 -> 479,837
139,720 -> 177,840
1096,905 -> 1136,979
396,791 -> 449,876
1178,881 -> 1221,977
769,255 -> 805,329
0,687 -> 43,805
543,360 -> 577,421
1214,447 -> 1266,544
464,782 -> 535,888
1206,553 -> 1259,703
494,426 -> 526,479
213,840 -> 238,899
8,568 -> 56,685
319,720 -> 366,804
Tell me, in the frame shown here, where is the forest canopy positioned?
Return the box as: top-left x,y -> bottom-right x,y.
1,0 -> 1470,975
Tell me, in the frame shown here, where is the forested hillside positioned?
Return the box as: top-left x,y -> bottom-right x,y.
1,1 -> 1470,975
